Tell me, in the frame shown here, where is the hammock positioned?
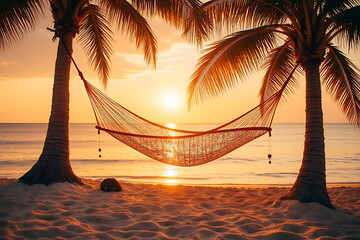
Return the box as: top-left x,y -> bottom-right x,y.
63,37 -> 297,167
82,78 -> 286,166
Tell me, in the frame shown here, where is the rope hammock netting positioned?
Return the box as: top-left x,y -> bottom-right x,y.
63,38 -> 297,167
84,79 -> 279,166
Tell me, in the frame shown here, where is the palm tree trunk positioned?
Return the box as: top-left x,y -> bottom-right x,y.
281,60 -> 333,208
19,32 -> 83,185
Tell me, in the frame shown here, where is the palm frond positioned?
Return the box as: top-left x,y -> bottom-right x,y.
131,0 -> 180,23
79,4 -> 113,86
322,0 -> 360,16
259,41 -> 300,103
187,26 -> 278,109
328,5 -> 360,49
50,0 -> 88,27
321,44 -> 360,126
0,0 -> 45,49
181,0 -> 213,47
131,0 -> 212,47
100,0 -> 157,68
203,0 -> 288,33
131,0 -> 195,26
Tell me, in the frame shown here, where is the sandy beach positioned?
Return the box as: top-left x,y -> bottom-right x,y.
0,178 -> 359,239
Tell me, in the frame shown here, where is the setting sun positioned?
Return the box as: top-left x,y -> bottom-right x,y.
162,92 -> 179,110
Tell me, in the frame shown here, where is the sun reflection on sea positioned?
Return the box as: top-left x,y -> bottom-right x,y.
164,123 -> 178,161
162,165 -> 179,185
163,179 -> 179,185
166,123 -> 177,137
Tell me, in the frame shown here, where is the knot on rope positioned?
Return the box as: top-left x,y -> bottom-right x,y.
47,24 -> 79,41
78,71 -> 85,81
268,130 -> 272,164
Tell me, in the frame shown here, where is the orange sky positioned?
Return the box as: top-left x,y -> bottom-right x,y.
0,13 -> 358,124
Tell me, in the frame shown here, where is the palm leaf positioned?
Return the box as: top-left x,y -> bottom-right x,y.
0,0 -> 45,49
131,0 -> 180,22
181,0 -> 213,47
321,44 -> 360,126
100,0 -> 157,68
259,41 -> 299,103
131,0 -> 198,26
50,0 -> 89,27
328,5 -> 360,49
323,0 -> 360,16
131,0 -> 212,47
187,26 -> 277,108
203,0 -> 288,33
79,3 -> 113,86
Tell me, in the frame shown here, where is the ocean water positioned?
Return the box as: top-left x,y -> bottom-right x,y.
0,123 -> 359,185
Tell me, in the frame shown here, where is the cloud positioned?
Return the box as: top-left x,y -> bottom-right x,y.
0,58 -> 15,67
113,43 -> 195,80
117,68 -> 172,81
0,76 -> 51,82
115,43 -> 192,65
115,53 -> 146,66
159,43 -> 192,60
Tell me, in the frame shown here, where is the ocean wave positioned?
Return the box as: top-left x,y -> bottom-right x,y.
0,160 -> 36,166
251,172 -> 297,178
327,157 -> 360,163
81,175 -> 210,181
70,140 -> 98,143
0,158 -> 151,166
70,159 -> 152,164
218,157 -> 257,162
0,141 -> 44,145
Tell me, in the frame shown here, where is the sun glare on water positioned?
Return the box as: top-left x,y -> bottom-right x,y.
162,165 -> 179,185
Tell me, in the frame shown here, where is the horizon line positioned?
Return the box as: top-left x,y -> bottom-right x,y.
0,122 -> 350,124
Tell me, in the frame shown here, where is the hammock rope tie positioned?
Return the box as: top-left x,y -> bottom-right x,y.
268,132 -> 272,164
98,129 -> 102,158
59,34 -> 299,167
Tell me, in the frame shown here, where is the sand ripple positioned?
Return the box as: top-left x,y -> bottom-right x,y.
0,178 -> 359,239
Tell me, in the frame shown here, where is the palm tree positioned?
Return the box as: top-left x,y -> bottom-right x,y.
0,0 -> 209,185
187,0 -> 360,208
